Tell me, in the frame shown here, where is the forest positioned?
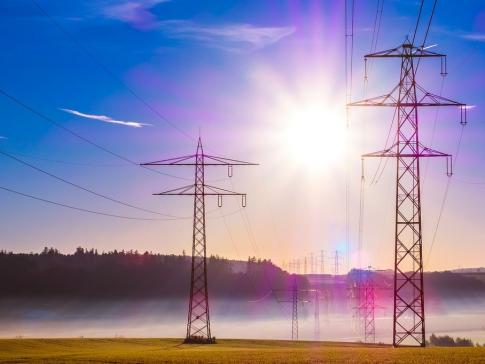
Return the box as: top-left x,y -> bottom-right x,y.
0,247 -> 304,299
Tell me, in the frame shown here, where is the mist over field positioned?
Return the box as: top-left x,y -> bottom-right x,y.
0,250 -> 483,345
1,296 -> 484,345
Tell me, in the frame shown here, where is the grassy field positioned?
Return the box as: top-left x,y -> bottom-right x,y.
0,338 -> 484,363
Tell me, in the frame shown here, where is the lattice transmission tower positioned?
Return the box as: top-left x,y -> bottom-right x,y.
274,276 -> 310,341
361,268 -> 376,344
350,41 -> 466,347
142,137 -> 256,344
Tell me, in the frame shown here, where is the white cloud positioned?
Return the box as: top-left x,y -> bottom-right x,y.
100,2 -> 294,51
461,33 -> 485,42
103,0 -> 170,30
159,20 -> 295,52
61,108 -> 149,128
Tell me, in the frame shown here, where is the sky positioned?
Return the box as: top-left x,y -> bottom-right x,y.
0,0 -> 484,272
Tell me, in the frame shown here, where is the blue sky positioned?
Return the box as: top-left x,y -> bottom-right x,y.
0,0 -> 484,271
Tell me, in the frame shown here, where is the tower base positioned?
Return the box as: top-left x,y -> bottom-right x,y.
183,336 -> 217,344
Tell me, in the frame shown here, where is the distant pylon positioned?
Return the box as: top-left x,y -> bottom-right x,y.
350,41 -> 466,347
291,279 -> 298,340
362,268 -> 376,344
334,250 -> 339,276
304,256 -> 308,275
273,275 -> 311,341
310,252 -> 314,274
314,289 -> 320,340
142,137 -> 256,344
320,250 -> 325,274
297,259 -> 301,274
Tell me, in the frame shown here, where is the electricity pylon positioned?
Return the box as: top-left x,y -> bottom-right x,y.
274,275 -> 310,341
362,268 -> 376,344
292,281 -> 299,340
334,250 -> 340,277
142,137 -> 256,344
350,41 -> 466,347
354,267 -> 375,344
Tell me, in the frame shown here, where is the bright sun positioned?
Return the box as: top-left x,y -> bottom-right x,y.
283,106 -> 347,168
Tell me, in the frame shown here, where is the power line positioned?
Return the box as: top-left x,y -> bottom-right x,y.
0,148 -> 188,219
426,124 -> 466,266
345,0 -> 355,271
411,0 -> 425,45
0,87 -> 191,181
415,0 -> 439,73
29,0 -> 195,143
421,0 -> 438,48
8,152 -> 124,167
366,0 -> 385,82
0,185 -> 164,221
369,108 -> 397,185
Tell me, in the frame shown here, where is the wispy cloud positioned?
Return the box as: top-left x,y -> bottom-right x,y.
158,20 -> 295,52
61,108 -> 149,128
100,2 -> 294,51
433,25 -> 485,43
461,33 -> 485,42
103,0 -> 170,30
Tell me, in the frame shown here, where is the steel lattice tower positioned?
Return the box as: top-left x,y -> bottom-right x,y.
274,275 -> 310,341
362,268 -> 376,344
142,137 -> 256,344
313,289 -> 320,340
291,279 -> 299,340
351,41 -> 466,347
334,250 -> 339,276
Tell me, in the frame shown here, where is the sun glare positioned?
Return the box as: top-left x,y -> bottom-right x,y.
284,106 -> 347,168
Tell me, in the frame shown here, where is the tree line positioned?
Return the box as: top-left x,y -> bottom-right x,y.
0,247 -> 307,299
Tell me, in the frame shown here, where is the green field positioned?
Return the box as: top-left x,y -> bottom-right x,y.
0,338 -> 484,363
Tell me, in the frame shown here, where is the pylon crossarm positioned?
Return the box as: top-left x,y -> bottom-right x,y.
141,154 -> 197,165
350,83 -> 465,108
416,85 -> 465,107
203,184 -> 245,195
364,43 -> 445,58
154,184 -> 195,195
203,154 -> 258,166
348,84 -> 400,107
363,144 -> 451,158
153,184 -> 247,196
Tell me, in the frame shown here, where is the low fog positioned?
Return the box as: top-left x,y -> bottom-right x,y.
1,297 -> 484,345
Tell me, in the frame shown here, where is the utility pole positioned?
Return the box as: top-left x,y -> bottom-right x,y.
320,250 -> 324,274
310,252 -> 314,274
304,256 -> 308,275
142,137 -> 256,344
350,40 -> 466,347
